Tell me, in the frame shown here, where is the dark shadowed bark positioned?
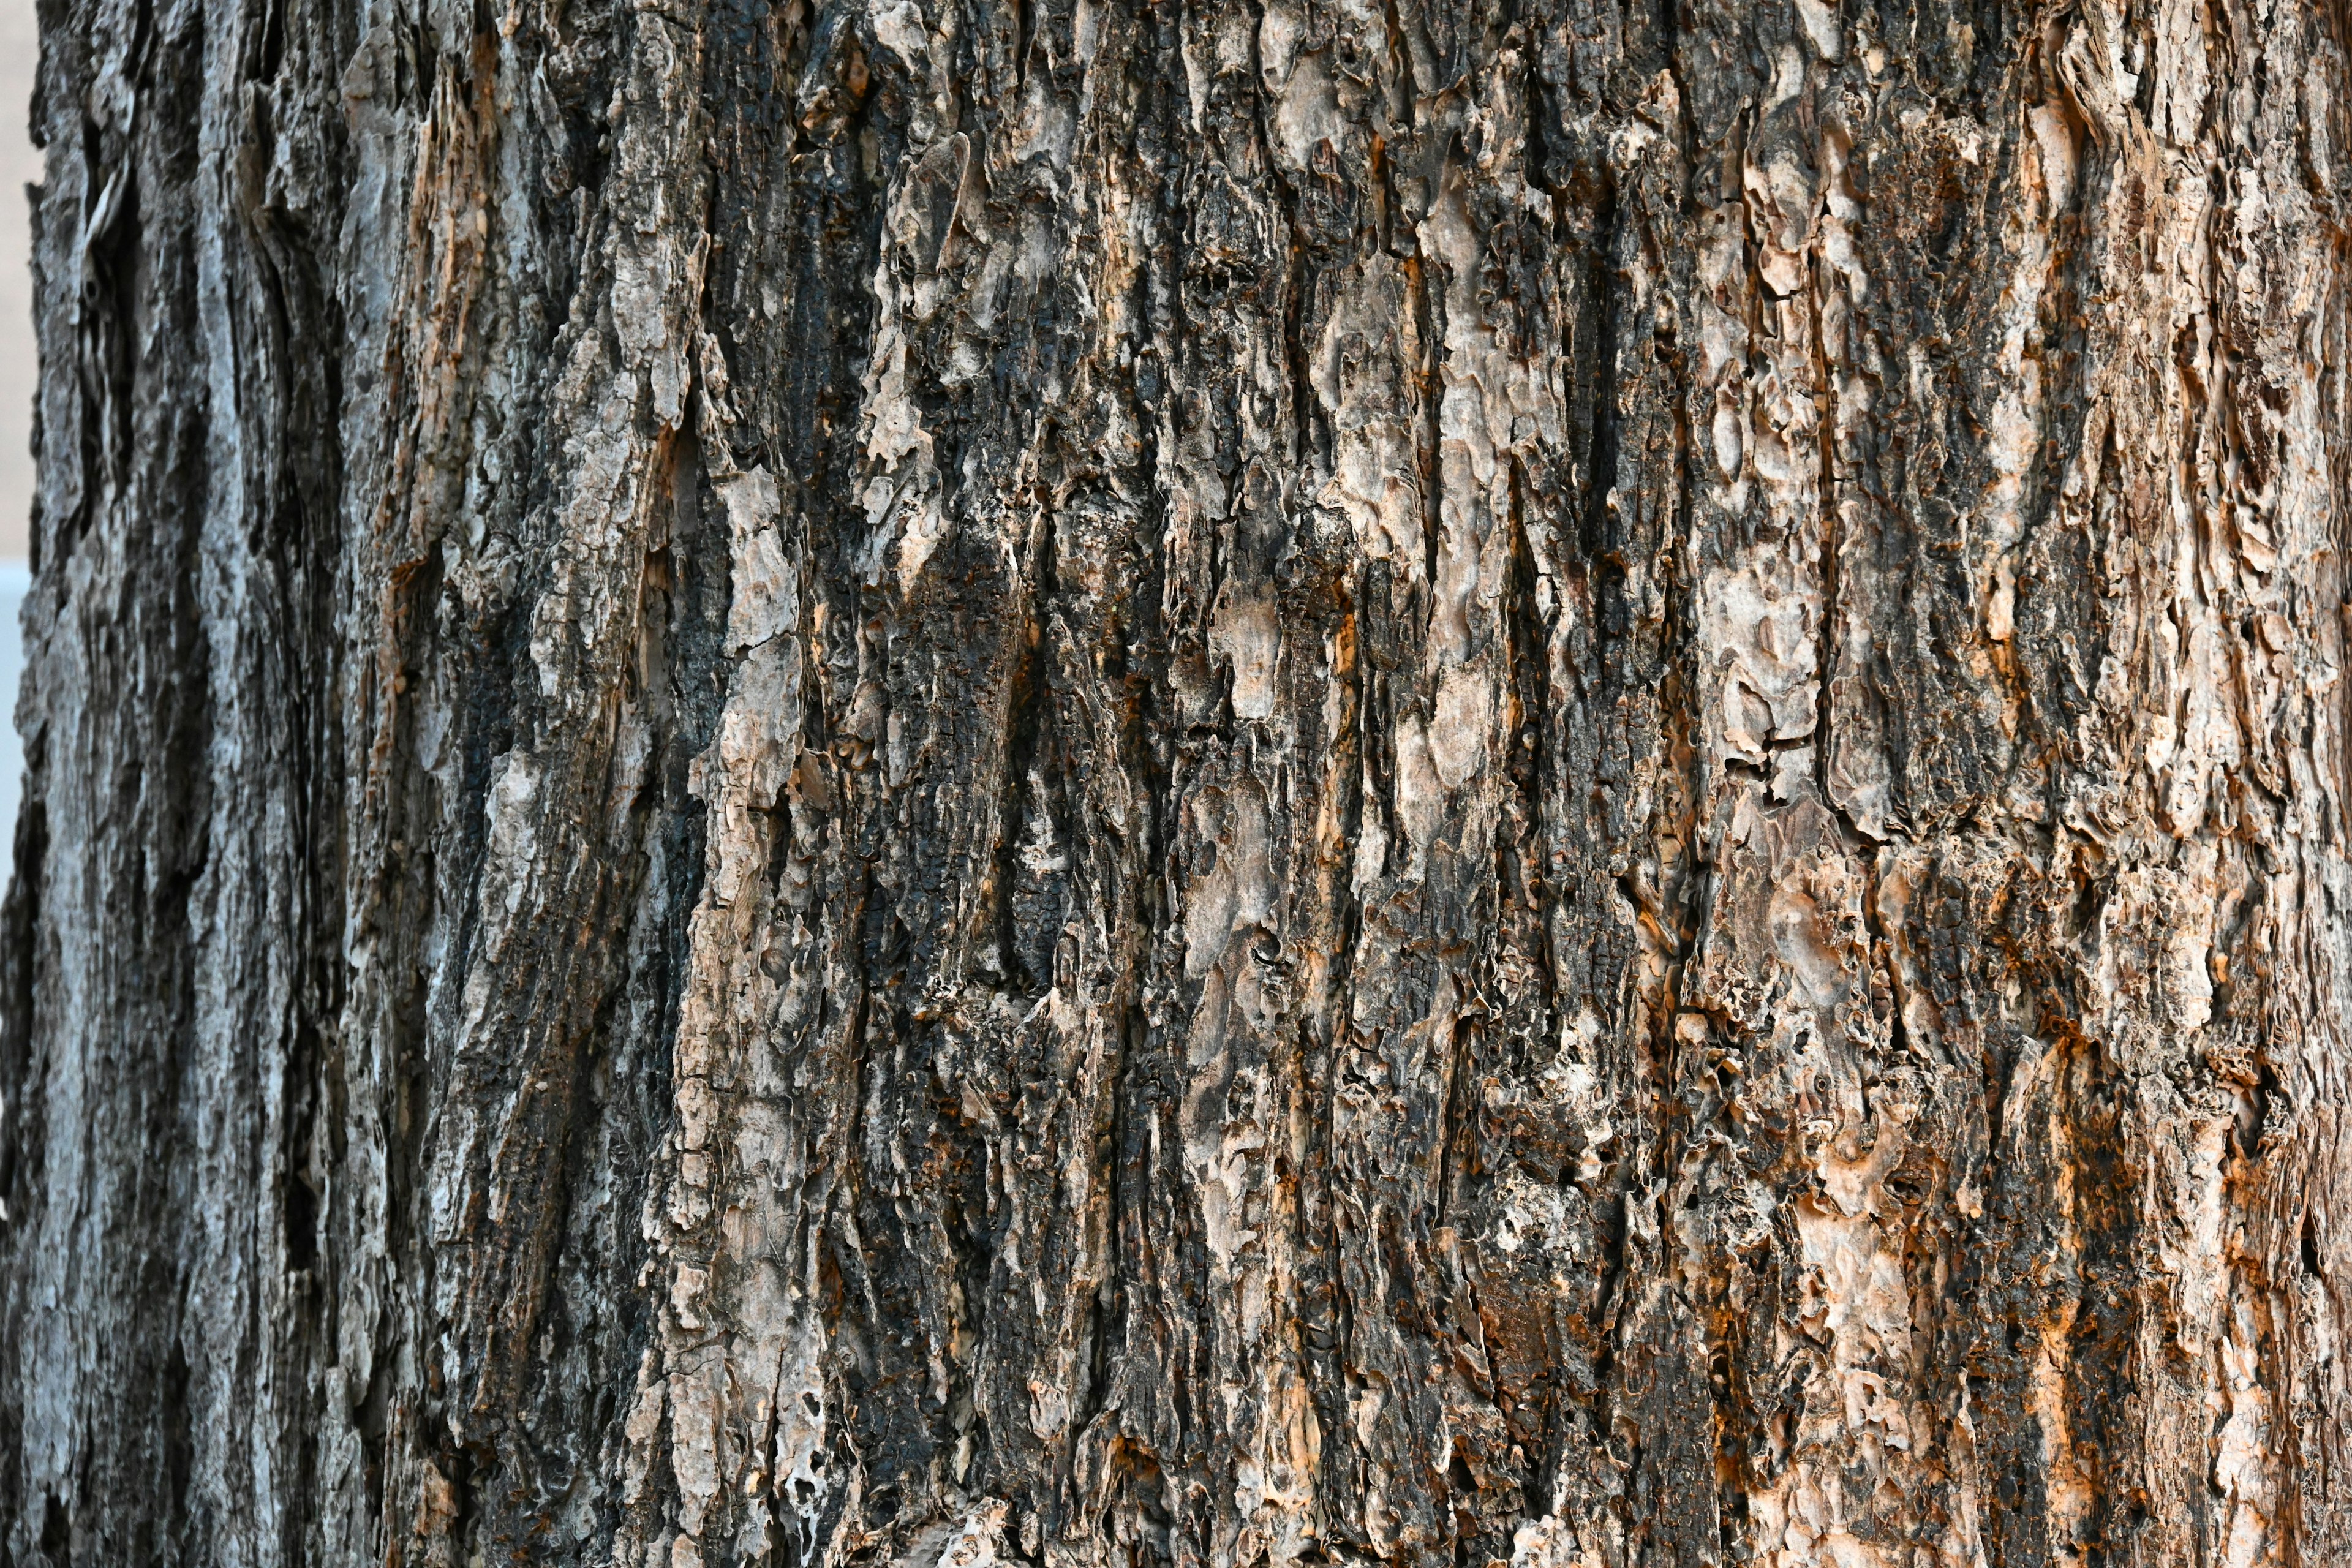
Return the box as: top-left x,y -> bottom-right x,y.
3,0 -> 2350,1562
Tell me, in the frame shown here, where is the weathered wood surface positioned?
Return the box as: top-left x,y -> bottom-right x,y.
3,0 -> 2350,1562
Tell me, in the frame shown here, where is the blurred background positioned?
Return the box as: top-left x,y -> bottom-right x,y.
0,0 -> 37,845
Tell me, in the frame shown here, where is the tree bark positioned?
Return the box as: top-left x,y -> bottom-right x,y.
4,0 -> 2350,1561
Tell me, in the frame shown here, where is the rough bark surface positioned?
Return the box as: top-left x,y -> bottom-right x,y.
3,0 -> 2351,1561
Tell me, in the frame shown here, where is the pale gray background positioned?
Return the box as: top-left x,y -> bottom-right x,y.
0,0 -> 38,839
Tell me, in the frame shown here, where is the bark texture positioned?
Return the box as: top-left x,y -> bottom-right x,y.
4,0 -> 2352,1561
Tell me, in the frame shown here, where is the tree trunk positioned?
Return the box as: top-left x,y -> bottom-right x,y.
4,0 -> 2350,1561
